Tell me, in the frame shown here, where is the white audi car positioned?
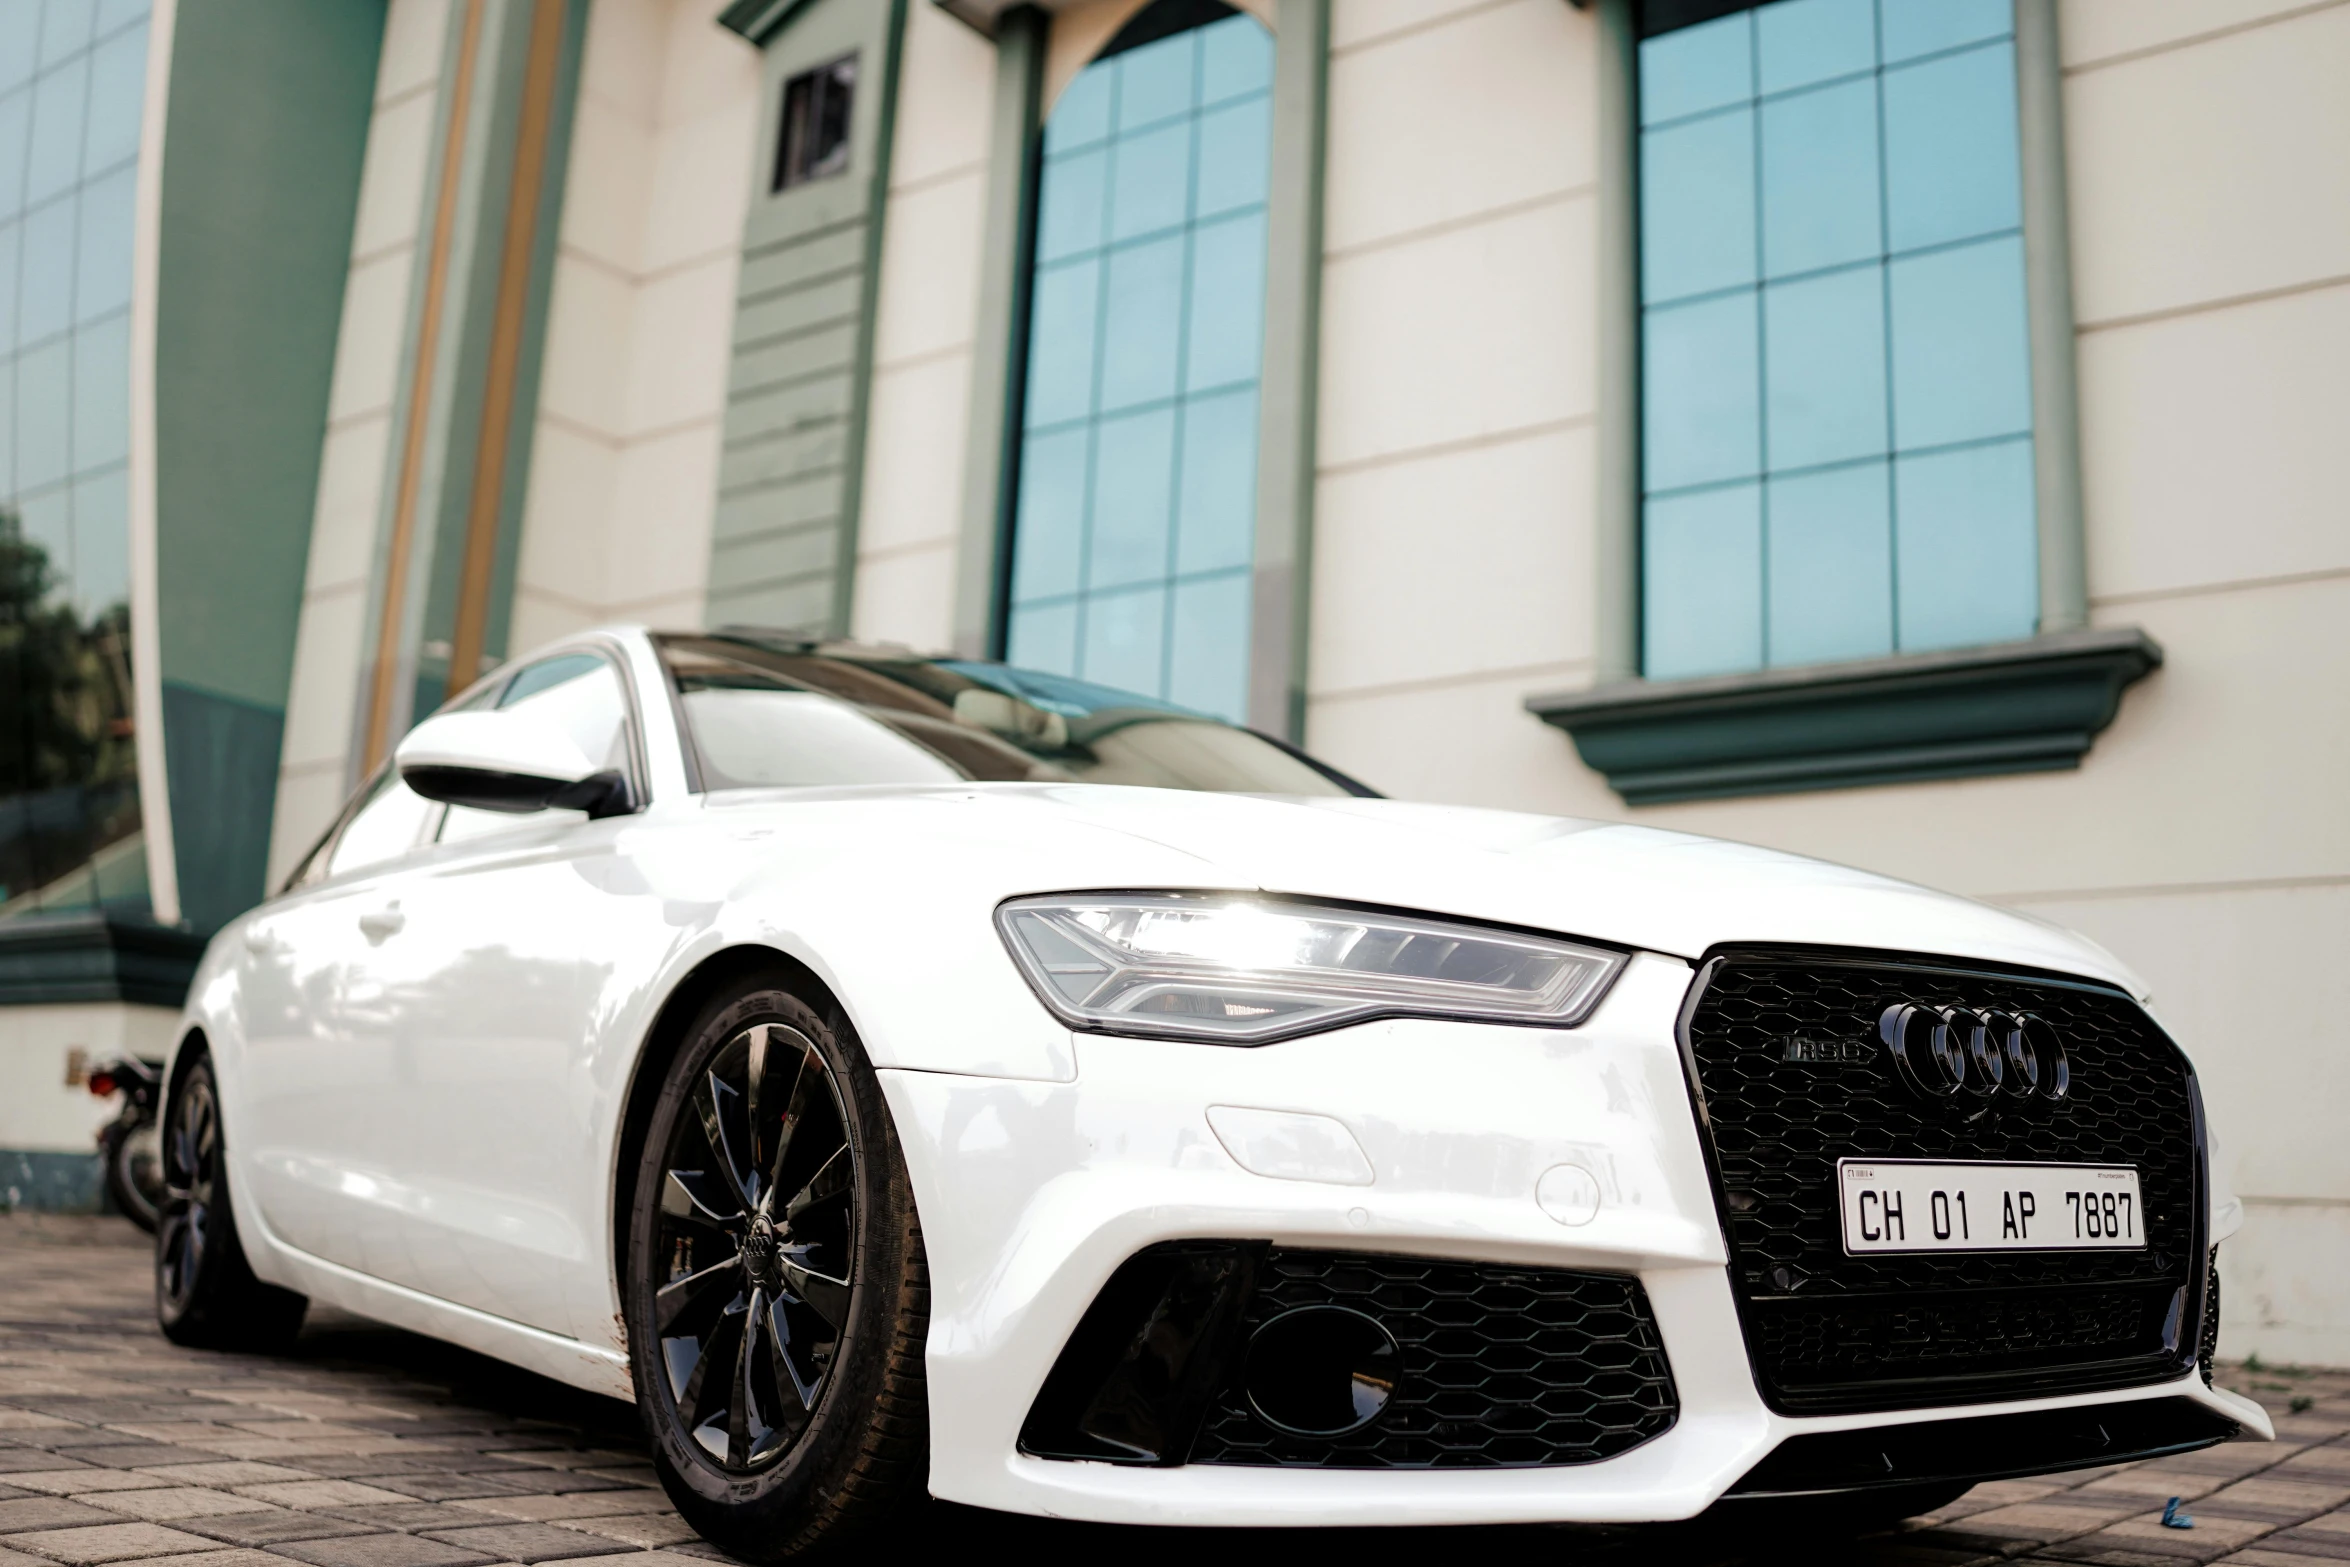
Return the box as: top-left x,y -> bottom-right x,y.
157,627 -> 2267,1557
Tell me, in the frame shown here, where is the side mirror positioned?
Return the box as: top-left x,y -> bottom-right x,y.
395,711 -> 632,819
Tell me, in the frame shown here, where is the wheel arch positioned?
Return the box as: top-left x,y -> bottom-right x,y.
608,943 -> 848,1324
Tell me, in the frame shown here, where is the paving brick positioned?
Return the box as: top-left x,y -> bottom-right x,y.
226,1485 -> 409,1513
271,1537 -> 498,1567
122,1470 -> 306,1493
72,1496 -> 273,1527
339,1480 -> 525,1506
309,1507 -> 498,1533
55,1455 -> 189,1475
550,1514 -> 696,1549
0,1460 -> 87,1480
414,1525 -> 630,1563
164,1515 -> 378,1550
0,1502 -> 121,1535
0,1479 -> 169,1501
442,1497 -> 656,1526
3,1522 -> 224,1564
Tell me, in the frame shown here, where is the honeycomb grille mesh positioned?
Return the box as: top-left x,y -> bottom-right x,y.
1190,1250 -> 1678,1468
1682,953 -> 2201,1414
2200,1253 -> 2221,1386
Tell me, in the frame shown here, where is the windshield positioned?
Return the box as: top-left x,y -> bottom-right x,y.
655,635 -> 1372,798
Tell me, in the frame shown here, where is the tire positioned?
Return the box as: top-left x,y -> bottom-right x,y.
1714,1478 -> 1973,1535
625,980 -> 929,1562
155,1055 -> 308,1350
103,1117 -> 163,1234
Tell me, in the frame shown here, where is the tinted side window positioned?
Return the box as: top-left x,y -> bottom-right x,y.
326,771 -> 437,879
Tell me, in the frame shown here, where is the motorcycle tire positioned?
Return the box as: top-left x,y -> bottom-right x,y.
102,1117 -> 163,1234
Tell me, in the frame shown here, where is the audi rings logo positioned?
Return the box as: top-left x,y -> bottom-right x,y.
1878,1004 -> 2071,1103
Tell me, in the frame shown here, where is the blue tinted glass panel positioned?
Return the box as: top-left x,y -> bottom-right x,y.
1168,570 -> 1250,721
20,194 -> 74,342
1185,209 -> 1264,392
71,308 -> 123,470
1894,437 -> 2037,651
1013,12 -> 1272,709
1007,598 -> 1079,675
1766,461 -> 1892,665
15,334 -> 67,490
1116,31 -> 1196,132
1639,10 -> 1750,126
1080,584 -> 1167,694
1176,389 -> 1256,576
1760,77 -> 1879,277
1010,426 -> 1087,602
1046,65 -> 1112,155
0,366 -> 15,492
26,55 -> 86,206
82,21 -> 141,174
1024,258 -> 1099,427
74,162 -> 129,320
1889,234 -> 2030,450
40,0 -> 97,67
1198,14 -> 1272,105
1883,41 -> 2020,253
1036,145 -> 1107,262
1097,234 -> 1183,410
1640,108 -> 1756,303
0,221 -> 19,350
1087,406 -> 1176,590
1755,0 -> 1874,94
1763,263 -> 1886,470
0,17 -> 33,93
1194,93 -> 1270,218
69,463 -> 126,615
1644,483 -> 1763,679
1644,291 -> 1759,492
1109,120 -> 1191,241
0,90 -> 29,217
1642,2 -> 2039,672
20,482 -> 68,568
96,0 -> 145,34
1880,0 -> 2009,64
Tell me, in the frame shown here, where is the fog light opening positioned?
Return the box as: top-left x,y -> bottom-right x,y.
1241,1305 -> 1399,1437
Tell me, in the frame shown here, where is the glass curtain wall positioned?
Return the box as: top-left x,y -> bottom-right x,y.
1638,0 -> 2036,680
1004,3 -> 1273,722
0,0 -> 150,921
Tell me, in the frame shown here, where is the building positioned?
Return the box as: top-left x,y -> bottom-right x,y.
0,0 -> 2341,1366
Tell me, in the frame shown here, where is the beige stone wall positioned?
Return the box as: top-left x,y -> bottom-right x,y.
0,1004 -> 178,1158
1303,0 -> 2350,1362
846,1 -> 996,652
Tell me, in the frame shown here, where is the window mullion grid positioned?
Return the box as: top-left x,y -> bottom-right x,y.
1746,9 -> 1768,670
1872,0 -> 1900,655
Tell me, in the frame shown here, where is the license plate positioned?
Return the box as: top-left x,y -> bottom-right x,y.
1836,1159 -> 2145,1254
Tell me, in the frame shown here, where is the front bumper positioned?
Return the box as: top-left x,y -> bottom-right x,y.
878,952 -> 2269,1526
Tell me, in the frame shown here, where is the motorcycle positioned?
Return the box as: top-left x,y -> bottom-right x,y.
86,1057 -> 165,1233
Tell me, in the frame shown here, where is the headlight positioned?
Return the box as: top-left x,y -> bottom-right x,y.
995,893 -> 1626,1044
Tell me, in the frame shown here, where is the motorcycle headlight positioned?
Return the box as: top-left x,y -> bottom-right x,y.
996,893 -> 1626,1044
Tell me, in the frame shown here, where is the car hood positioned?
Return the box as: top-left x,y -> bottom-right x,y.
918,786 -> 2144,996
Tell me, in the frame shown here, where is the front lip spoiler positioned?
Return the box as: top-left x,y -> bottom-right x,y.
1723,1393 -> 2240,1497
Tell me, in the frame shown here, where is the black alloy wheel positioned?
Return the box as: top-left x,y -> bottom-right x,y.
155,1054 -> 307,1349
627,982 -> 928,1560
656,1019 -> 857,1469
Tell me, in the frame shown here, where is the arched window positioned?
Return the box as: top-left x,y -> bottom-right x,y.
1003,2 -> 1273,721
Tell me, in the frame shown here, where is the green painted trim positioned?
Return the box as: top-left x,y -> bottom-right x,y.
827,0 -> 909,640
718,0 -> 818,46
153,0 -> 386,927
1248,0 -> 1329,743
2015,0 -> 2087,635
0,1151 -> 107,1214
707,0 -> 909,638
951,4 -> 1045,660
0,912 -> 206,1009
405,0 -> 589,717
1591,0 -> 1641,684
1526,627 -> 2162,805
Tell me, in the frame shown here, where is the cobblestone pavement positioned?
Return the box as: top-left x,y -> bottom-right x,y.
3,1217 -> 2346,1566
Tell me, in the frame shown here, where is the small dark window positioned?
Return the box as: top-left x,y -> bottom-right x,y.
772,54 -> 856,193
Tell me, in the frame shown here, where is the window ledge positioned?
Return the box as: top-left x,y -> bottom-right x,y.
1525,627 -> 2163,806
0,913 -> 208,1009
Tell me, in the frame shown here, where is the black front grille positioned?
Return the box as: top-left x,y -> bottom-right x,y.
1191,1250 -> 1678,1468
1680,950 -> 2205,1415
2200,1251 -> 2221,1385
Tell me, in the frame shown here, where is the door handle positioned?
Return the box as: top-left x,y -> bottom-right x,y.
242,927 -> 287,956
358,904 -> 406,940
